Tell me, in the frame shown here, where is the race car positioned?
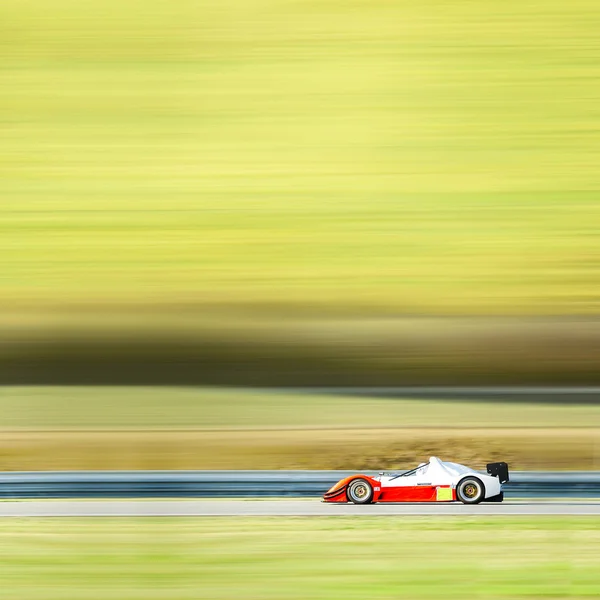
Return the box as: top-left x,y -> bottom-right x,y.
323,456 -> 509,504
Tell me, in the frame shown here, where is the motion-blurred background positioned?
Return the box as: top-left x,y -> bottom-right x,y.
1,0 -> 599,471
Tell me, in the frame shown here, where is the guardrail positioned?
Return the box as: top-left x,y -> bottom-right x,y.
1,471 -> 600,499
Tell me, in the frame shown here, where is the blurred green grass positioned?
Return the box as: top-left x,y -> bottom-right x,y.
0,518 -> 599,599
1,0 -> 600,316
2,386 -> 600,429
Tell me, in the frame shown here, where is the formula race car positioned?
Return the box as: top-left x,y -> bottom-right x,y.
323,456 -> 509,504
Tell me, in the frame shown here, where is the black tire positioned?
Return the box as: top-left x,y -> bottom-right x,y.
347,478 -> 373,504
456,477 -> 485,504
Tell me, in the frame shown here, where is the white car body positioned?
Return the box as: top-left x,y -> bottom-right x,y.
323,455 -> 507,503
378,456 -> 502,499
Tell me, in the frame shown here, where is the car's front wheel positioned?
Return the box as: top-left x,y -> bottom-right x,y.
347,478 -> 373,504
456,477 -> 485,504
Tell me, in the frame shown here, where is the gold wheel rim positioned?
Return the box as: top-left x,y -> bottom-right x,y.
464,484 -> 478,498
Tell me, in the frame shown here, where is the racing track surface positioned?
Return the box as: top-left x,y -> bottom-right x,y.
1,500 -> 600,517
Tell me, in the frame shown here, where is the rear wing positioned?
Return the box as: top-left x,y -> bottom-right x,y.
486,462 -> 509,484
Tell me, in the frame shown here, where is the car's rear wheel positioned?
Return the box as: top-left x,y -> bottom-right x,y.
347,478 -> 373,504
456,477 -> 485,504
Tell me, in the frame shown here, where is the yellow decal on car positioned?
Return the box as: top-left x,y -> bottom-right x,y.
436,487 -> 453,501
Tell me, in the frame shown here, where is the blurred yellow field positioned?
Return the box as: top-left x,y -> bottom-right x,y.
1,427 -> 598,471
1,0 -> 599,316
0,387 -> 598,470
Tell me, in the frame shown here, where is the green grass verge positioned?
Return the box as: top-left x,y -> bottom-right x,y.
0,518 -> 599,599
2,386 -> 600,429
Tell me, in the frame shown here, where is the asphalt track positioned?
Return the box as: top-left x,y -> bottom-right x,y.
1,500 -> 600,517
